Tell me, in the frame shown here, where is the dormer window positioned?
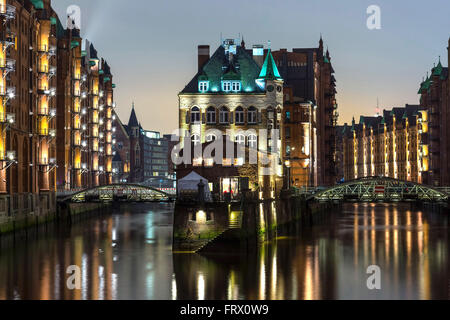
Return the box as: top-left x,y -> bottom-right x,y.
198,81 -> 209,92
222,81 -> 241,92
222,81 -> 231,92
231,81 -> 241,92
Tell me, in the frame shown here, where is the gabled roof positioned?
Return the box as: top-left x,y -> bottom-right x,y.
258,49 -> 282,80
181,44 -> 262,93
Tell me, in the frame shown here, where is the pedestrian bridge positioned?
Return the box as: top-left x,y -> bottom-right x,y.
305,177 -> 449,203
59,184 -> 175,203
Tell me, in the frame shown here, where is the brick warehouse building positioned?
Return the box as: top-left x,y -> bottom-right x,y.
270,37 -> 338,186
178,38 -> 285,197
342,105 -> 423,183
417,39 -> 449,187
55,35 -> 115,190
177,36 -> 338,193
0,0 -> 116,220
0,0 -> 59,218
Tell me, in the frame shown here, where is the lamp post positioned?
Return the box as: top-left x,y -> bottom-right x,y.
285,160 -> 291,190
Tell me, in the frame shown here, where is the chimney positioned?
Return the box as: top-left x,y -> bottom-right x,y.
198,45 -> 210,71
252,45 -> 264,67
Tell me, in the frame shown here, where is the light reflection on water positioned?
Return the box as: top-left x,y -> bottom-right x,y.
0,202 -> 449,299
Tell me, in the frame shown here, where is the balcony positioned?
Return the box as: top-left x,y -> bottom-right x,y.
0,58 -> 16,78
0,87 -> 15,100
38,87 -> 56,97
0,4 -> 16,21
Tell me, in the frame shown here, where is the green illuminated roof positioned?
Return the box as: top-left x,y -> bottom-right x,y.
71,41 -> 80,49
99,70 -> 104,75
432,59 -> 443,76
50,17 -> 57,25
30,0 -> 44,9
180,44 -> 262,94
258,49 -> 282,80
324,55 -> 330,63
104,77 -> 111,83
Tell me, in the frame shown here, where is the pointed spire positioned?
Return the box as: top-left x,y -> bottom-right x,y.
258,47 -> 282,80
432,55 -> 443,76
128,102 -> 139,128
241,35 -> 245,49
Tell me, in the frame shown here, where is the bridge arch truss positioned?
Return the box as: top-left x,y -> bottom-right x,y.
62,184 -> 173,203
309,177 -> 449,203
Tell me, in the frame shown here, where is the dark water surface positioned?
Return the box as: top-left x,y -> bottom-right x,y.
0,202 -> 449,299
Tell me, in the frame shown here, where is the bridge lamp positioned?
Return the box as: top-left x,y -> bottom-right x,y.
8,91 -> 15,99
99,166 -> 104,172
6,113 -> 15,124
6,151 -> 15,161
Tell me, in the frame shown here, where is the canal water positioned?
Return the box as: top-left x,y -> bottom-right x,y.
0,202 -> 449,299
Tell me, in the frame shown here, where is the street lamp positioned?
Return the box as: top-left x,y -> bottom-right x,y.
285,160 -> 291,190
1,150 -> 17,170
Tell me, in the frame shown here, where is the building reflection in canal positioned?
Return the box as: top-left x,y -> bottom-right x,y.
0,202 -> 449,299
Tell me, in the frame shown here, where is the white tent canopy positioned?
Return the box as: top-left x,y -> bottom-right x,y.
177,171 -> 212,202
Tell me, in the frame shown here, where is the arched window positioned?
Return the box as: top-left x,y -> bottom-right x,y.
206,133 -> 216,142
248,107 -> 257,124
191,134 -> 200,145
206,106 -> 216,124
235,107 -> 244,124
248,134 -> 257,149
190,106 -> 200,123
235,133 -> 245,145
219,106 -> 229,124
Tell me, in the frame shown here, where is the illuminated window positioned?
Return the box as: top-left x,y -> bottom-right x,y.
248,107 -> 257,124
231,81 -> 241,92
191,134 -> 200,145
193,157 -> 203,166
234,158 -> 244,166
248,134 -> 257,149
219,106 -> 229,124
190,106 -> 200,123
222,81 -> 231,92
206,106 -> 216,124
204,158 -> 214,166
235,107 -> 244,124
198,81 -> 209,92
235,134 -> 245,145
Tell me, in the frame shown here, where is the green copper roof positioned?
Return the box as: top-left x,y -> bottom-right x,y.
50,17 -> 57,25
30,0 -> 44,9
258,49 -> 282,80
99,70 -> 104,75
104,77 -> 111,83
222,65 -> 241,80
402,111 -> 407,119
324,55 -> 330,63
432,59 -> 443,76
112,84 -> 116,88
181,44 -> 262,93
81,50 -> 87,57
71,40 -> 80,49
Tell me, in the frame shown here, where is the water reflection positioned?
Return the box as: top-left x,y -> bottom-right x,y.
174,203 -> 450,300
0,202 -> 449,299
0,203 -> 174,300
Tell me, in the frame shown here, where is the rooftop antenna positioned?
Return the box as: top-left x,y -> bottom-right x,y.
268,40 -> 271,50
375,97 -> 380,116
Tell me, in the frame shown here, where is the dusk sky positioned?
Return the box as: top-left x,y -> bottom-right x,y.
52,0 -> 450,134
